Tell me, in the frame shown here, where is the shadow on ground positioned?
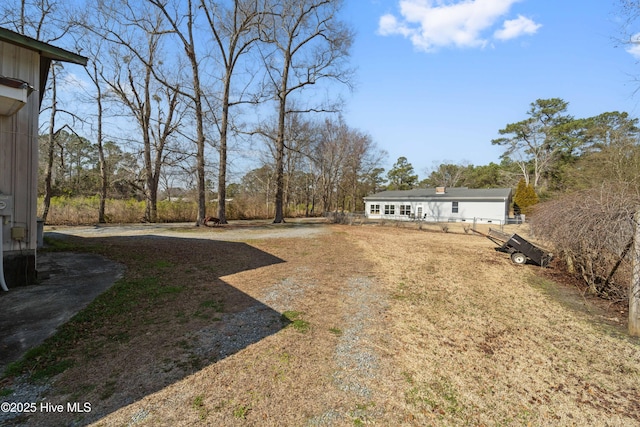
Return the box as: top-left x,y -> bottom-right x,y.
0,231 -> 288,426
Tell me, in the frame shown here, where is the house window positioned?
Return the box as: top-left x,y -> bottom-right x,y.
384,204 -> 395,215
400,205 -> 411,215
370,204 -> 380,214
452,201 -> 459,213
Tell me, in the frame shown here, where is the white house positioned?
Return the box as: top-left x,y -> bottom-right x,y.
1,28 -> 86,288
363,187 -> 512,224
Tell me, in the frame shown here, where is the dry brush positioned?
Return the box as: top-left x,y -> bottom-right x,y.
530,183 -> 640,300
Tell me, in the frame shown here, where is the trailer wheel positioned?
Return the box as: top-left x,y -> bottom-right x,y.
511,252 -> 527,265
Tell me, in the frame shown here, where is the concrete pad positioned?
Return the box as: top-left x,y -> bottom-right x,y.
0,252 -> 124,373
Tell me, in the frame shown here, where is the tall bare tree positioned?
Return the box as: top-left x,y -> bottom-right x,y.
70,24 -> 111,222
631,210 -> 640,336
41,63 -> 60,222
258,0 -> 354,223
315,118 -> 350,212
97,3 -> 183,222
200,0 -> 263,224
145,0 -> 208,225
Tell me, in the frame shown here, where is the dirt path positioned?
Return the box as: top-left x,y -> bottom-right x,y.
7,222 -> 640,426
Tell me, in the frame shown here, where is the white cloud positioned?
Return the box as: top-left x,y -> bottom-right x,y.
58,72 -> 90,92
626,33 -> 640,59
494,15 -> 542,40
377,0 -> 541,52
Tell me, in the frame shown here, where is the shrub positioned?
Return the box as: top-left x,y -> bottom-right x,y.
513,178 -> 539,214
530,182 -> 638,299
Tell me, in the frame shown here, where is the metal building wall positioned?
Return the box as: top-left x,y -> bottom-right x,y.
0,40 -> 40,286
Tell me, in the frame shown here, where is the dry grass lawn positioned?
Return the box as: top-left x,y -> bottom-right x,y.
11,222 -> 640,426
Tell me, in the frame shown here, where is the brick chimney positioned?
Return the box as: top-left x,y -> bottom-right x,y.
436,186 -> 446,194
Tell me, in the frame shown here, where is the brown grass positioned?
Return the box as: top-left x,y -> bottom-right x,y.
15,223 -> 640,426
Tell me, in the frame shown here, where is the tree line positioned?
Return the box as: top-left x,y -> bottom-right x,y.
36,117 -> 386,219
31,93 -> 640,221
2,0 -> 359,224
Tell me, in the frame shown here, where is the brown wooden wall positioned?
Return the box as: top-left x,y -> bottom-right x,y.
0,40 -> 39,254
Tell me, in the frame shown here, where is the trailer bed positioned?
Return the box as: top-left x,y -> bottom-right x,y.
473,228 -> 553,267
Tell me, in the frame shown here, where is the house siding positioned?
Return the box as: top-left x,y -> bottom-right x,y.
364,189 -> 512,224
0,40 -> 40,285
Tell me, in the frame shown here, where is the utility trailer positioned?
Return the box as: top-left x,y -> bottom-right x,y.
473,228 -> 553,267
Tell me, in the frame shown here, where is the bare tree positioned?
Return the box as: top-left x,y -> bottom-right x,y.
426,161 -> 470,188
315,118 -> 350,212
631,210 -> 640,336
258,0 -> 354,223
71,26 -> 111,222
0,0 -> 73,42
144,0 -> 209,225
97,3 -> 183,222
41,63 -> 60,223
199,0 -> 263,224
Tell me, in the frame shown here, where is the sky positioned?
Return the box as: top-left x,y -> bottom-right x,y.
339,0 -> 640,179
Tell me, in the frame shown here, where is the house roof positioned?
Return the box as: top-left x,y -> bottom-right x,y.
0,27 -> 87,105
364,187 -> 512,201
0,27 -> 87,65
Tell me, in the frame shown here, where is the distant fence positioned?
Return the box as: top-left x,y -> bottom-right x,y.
323,211 -> 366,224
324,211 -> 526,231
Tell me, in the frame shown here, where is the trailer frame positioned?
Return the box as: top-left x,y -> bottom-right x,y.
473,228 -> 553,267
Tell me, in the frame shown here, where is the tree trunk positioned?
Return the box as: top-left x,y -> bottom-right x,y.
96,64 -> 107,224
41,64 -> 57,223
273,56 -> 289,224
629,209 -> 640,336
193,61 -> 206,226
217,70 -> 231,224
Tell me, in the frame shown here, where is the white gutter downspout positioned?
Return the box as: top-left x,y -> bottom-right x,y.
0,216 -> 8,291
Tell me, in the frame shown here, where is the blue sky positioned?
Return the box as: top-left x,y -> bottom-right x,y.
340,0 -> 640,178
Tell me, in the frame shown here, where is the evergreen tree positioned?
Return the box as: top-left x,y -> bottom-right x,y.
387,157 -> 418,190
513,178 -> 539,214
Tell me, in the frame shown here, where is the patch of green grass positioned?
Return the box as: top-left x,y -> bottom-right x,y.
3,272 -> 187,380
106,331 -> 130,343
41,236 -> 83,252
175,310 -> 189,324
152,260 -> 174,269
405,377 -> 464,418
401,371 -> 415,385
100,379 -> 117,400
329,327 -> 342,336
279,352 -> 291,364
176,354 -> 204,372
70,384 -> 97,401
233,404 -> 251,419
0,388 -> 13,397
391,282 -> 410,301
32,359 -> 76,381
177,339 -> 193,350
200,299 -> 224,312
281,311 -> 310,333
193,394 -> 209,420
349,402 -> 375,426
3,339 -> 76,381
194,300 -> 224,320
273,352 -> 292,381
